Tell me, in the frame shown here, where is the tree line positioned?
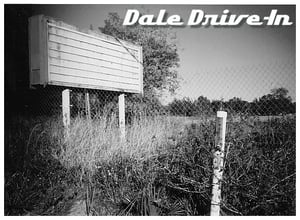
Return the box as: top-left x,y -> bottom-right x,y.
167,87 -> 295,116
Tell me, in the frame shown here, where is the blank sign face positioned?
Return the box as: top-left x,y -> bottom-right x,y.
29,15 -> 143,94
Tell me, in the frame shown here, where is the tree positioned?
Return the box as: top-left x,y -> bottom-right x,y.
211,100 -> 224,113
254,87 -> 294,115
271,87 -> 289,99
225,97 -> 249,114
99,13 -> 180,96
193,96 -> 212,116
167,98 -> 195,116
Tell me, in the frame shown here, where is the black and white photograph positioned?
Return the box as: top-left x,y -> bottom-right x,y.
3,2 -> 296,216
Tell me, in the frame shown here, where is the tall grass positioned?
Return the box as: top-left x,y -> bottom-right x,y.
4,115 -> 80,215
5,114 -> 296,215
223,117 -> 296,215
51,114 -> 186,215
57,114 -> 182,173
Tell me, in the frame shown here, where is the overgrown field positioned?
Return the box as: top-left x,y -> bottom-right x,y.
4,114 -> 295,215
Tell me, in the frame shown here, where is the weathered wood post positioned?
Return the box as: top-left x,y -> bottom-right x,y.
118,93 -> 125,142
85,90 -> 91,119
62,89 -> 71,135
210,111 -> 227,216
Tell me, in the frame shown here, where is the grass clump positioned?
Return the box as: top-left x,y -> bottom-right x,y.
57,115 -> 182,173
5,116 -> 81,215
222,117 -> 296,215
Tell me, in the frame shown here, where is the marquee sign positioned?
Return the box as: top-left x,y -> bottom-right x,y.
29,15 -> 143,94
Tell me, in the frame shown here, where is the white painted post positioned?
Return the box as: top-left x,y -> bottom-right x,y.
85,90 -> 91,119
210,111 -> 227,216
62,89 -> 70,133
118,94 -> 125,141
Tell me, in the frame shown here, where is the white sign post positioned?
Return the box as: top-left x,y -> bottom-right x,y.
62,89 -> 70,135
85,90 -> 91,119
118,94 -> 126,142
210,111 -> 227,216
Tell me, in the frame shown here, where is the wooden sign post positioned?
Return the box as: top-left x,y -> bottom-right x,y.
85,90 -> 91,119
210,111 -> 227,216
118,93 -> 125,142
62,89 -> 71,135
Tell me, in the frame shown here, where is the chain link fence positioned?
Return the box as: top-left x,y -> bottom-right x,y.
8,59 -> 295,125
167,60 -> 295,122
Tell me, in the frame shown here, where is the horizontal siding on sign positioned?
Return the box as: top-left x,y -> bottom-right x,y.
49,65 -> 139,85
48,42 -> 139,72
48,50 -> 139,75
47,23 -> 142,93
48,25 -> 139,58
48,34 -> 138,64
49,57 -> 139,79
50,73 -> 139,91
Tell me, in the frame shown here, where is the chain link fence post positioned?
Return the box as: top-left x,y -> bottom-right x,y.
210,111 -> 227,216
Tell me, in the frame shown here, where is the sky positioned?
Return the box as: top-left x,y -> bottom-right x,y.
31,4 -> 296,103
